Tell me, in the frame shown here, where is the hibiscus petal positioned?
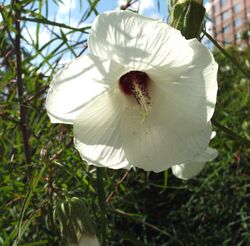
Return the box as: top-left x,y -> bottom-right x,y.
46,54 -> 124,124
146,41 -> 218,132
120,99 -> 212,172
88,11 -> 205,70
195,147 -> 218,162
171,147 -> 218,180
73,91 -> 130,169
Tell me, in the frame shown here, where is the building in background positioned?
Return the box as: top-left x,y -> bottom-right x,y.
208,0 -> 250,47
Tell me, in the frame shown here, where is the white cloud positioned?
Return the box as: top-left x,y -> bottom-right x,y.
206,0 -> 221,13
58,0 -> 76,16
22,25 -> 51,48
51,18 -> 90,43
39,29 -> 51,46
117,0 -> 154,13
204,2 -> 212,12
58,57 -> 72,66
149,12 -> 163,20
22,25 -> 37,44
69,18 -> 91,29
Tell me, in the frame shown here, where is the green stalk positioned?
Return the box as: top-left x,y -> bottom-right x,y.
212,119 -> 250,147
203,30 -> 250,79
96,167 -> 107,246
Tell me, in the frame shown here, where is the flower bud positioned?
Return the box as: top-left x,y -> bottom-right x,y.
169,0 -> 206,40
76,234 -> 100,246
54,196 -> 100,246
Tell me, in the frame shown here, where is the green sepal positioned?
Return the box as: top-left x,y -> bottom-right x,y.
170,0 -> 206,40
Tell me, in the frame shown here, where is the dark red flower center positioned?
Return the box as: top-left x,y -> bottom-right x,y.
119,71 -> 151,112
119,71 -> 149,95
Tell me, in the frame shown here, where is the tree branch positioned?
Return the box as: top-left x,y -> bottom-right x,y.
14,0 -> 32,168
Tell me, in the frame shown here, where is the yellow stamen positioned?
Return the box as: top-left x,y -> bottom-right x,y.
131,80 -> 151,120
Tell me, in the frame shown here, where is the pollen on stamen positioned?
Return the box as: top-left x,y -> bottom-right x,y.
119,71 -> 151,115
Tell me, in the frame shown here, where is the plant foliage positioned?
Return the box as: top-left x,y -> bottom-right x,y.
0,0 -> 249,245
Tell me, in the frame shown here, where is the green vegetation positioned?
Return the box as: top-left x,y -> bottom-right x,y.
0,0 -> 249,245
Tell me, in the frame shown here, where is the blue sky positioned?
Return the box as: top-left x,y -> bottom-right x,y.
1,0 -> 211,71
47,0 -> 168,23
18,0 -> 170,71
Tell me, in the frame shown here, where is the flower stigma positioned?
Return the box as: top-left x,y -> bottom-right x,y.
119,71 -> 151,118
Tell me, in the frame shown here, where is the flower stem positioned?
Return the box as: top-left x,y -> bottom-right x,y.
96,167 -> 107,246
212,119 -> 250,147
203,30 -> 250,79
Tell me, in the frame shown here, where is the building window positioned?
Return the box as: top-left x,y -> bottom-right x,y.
235,33 -> 241,40
233,3 -> 241,13
213,5 -> 216,14
213,18 -> 216,26
222,10 -> 230,21
223,40 -> 228,45
221,0 -> 228,6
222,25 -> 230,33
234,18 -> 242,28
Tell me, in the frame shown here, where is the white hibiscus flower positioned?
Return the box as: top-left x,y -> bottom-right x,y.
46,11 -> 218,174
